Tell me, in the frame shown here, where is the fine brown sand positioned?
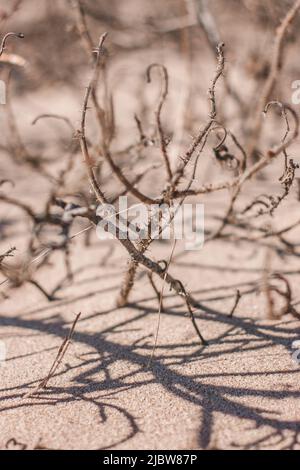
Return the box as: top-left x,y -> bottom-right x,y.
1,195 -> 300,450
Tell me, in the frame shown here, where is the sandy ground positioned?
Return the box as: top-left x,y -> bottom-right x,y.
1,194 -> 300,450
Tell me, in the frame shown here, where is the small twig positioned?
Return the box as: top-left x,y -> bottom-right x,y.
0,32 -> 24,58
24,313 -> 81,398
0,247 -> 16,265
264,100 -> 292,173
32,113 -> 75,134
229,289 -> 241,317
146,63 -> 172,182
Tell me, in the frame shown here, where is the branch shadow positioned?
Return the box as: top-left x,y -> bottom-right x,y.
1,297 -> 300,449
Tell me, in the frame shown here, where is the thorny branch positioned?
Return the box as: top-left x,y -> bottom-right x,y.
2,3 -> 300,373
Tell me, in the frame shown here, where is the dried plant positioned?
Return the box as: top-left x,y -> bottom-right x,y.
24,313 -> 81,398
1,0 -> 300,365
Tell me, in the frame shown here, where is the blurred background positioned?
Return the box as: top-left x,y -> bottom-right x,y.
1,0 -> 299,155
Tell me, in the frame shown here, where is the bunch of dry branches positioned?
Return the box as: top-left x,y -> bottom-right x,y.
1,0 -> 300,366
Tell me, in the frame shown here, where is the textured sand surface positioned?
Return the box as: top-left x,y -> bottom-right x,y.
1,224 -> 300,450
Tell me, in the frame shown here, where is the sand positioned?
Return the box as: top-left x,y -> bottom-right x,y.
1,220 -> 300,450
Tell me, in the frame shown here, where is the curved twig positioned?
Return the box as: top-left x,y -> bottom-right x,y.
146,63 -> 172,182
0,32 -> 24,57
32,113 -> 75,134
